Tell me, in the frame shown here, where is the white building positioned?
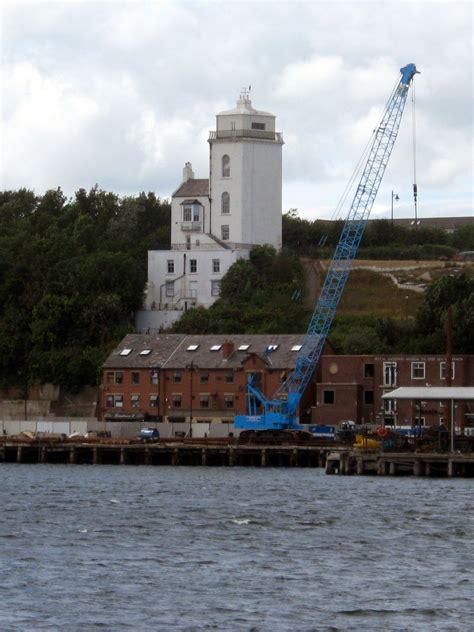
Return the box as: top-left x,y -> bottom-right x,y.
136,91 -> 284,331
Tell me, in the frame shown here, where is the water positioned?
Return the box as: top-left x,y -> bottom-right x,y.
1,465 -> 472,631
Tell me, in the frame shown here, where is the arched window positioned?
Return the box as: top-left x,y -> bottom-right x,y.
221,192 -> 230,214
222,154 -> 230,177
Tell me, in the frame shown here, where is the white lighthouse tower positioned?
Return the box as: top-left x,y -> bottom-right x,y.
136,91 -> 284,332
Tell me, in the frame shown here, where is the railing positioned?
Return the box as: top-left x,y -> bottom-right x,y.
171,241 -> 254,251
208,130 -> 283,142
181,221 -> 202,232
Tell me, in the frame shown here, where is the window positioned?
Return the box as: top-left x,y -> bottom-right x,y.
131,372 -> 140,385
212,259 -> 220,273
411,362 -> 426,380
167,260 -> 174,274
172,394 -> 182,408
291,345 -> 302,352
200,372 -> 209,384
193,205 -> 200,222
186,235 -> 191,250
190,259 -> 197,273
187,344 -> 199,351
131,394 -> 140,408
222,155 -> 230,177
267,344 -> 279,352
364,363 -> 375,378
173,371 -> 182,383
211,280 -> 221,296
224,394 -> 235,409
140,349 -> 151,356
384,394 -> 397,414
210,344 -> 222,351
150,394 -> 158,408
114,372 -> 123,385
120,348 -> 132,356
150,370 -> 158,385
221,225 -> 229,241
200,394 -> 210,408
440,361 -> 455,380
323,390 -> 335,405
221,192 -> 230,214
238,344 -> 250,351
225,371 -> 234,384
106,372 -> 114,385
383,362 -> 397,386
183,206 -> 192,222
251,122 -> 265,130
165,281 -> 174,297
364,390 -> 374,405
106,394 -> 123,408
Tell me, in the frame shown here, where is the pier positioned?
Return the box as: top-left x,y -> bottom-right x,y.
0,439 -> 331,468
325,451 -> 474,477
1,440 -> 473,476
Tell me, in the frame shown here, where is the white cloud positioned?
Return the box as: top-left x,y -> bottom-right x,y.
0,1 -> 472,219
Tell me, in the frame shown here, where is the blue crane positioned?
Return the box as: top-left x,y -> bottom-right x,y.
235,63 -> 419,436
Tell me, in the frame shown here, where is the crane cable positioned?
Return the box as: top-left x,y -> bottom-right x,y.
330,75 -> 401,223
411,78 -> 419,247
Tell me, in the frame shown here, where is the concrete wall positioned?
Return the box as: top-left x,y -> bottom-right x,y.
0,418 -> 235,439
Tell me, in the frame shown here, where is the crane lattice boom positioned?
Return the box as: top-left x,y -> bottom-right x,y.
235,63 -> 419,432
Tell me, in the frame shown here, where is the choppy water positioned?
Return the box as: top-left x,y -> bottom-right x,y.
1,465 -> 473,631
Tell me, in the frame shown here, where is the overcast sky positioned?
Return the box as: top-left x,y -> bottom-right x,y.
1,0 -> 472,220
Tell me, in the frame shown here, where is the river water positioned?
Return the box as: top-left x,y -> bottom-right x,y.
1,464 -> 472,631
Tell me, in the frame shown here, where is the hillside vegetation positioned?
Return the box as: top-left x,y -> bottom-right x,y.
0,188 -> 472,392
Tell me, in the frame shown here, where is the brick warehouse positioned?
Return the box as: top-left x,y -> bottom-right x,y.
100,334 -> 321,425
100,335 -> 474,430
314,354 -> 474,429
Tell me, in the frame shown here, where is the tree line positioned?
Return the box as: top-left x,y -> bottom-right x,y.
283,209 -> 474,260
0,187 -> 170,392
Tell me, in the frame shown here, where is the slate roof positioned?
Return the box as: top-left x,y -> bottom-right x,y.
173,179 -> 209,198
102,334 -> 328,371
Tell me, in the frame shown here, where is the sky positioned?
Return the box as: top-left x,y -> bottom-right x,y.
1,0 -> 472,221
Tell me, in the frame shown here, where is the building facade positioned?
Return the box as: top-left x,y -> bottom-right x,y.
100,334 -> 316,427
136,91 -> 284,332
314,354 -> 474,429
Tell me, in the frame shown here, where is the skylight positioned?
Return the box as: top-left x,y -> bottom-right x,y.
120,348 -> 132,356
187,344 -> 199,351
210,344 -> 222,351
238,344 -> 250,351
139,349 -> 152,356
291,345 -> 302,352
267,344 -> 279,352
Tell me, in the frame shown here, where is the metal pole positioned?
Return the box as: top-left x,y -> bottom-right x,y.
189,361 -> 193,438
451,399 -> 455,453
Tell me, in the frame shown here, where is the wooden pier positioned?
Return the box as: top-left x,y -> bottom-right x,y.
1,440 -> 473,476
0,440 -> 332,468
325,451 -> 474,477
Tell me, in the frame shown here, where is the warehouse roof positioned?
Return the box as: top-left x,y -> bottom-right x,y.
102,334 -> 331,371
383,387 -> 474,400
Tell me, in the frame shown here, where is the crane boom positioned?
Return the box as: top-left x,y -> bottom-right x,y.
235,63 -> 419,433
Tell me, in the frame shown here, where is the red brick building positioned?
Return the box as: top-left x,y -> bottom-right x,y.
100,334 -> 319,425
314,354 -> 474,429
100,335 -> 474,430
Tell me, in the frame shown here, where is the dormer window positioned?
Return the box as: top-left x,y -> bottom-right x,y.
251,122 -> 265,130
222,155 -> 230,177
221,192 -> 230,214
182,201 -> 201,222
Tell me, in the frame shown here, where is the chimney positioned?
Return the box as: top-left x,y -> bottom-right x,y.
183,162 -> 194,183
222,340 -> 234,359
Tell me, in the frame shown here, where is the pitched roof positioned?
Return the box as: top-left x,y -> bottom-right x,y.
102,334 -> 332,371
173,179 -> 209,198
